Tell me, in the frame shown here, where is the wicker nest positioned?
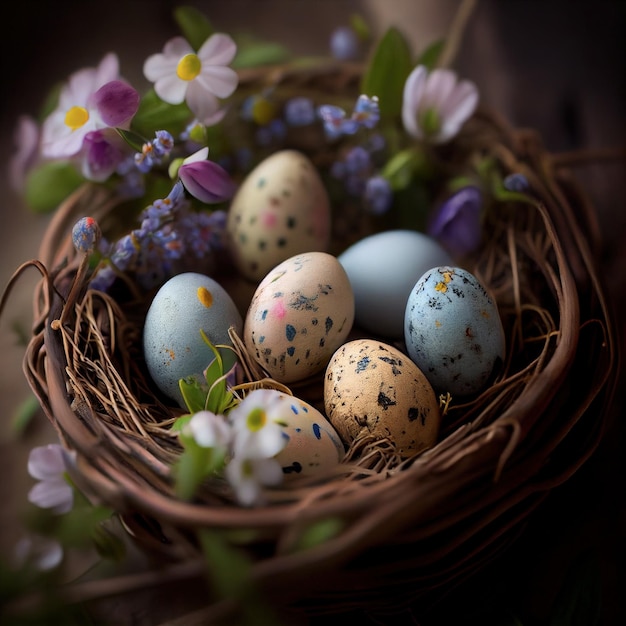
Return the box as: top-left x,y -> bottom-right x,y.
4,61 -> 618,623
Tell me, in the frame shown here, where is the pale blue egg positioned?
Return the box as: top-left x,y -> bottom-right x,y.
404,266 -> 505,397
143,272 -> 243,407
338,230 -> 453,338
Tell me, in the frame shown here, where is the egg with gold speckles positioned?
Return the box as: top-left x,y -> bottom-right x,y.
324,339 -> 440,459
244,251 -> 355,384
226,150 -> 331,282
404,266 -> 505,397
143,272 -> 243,407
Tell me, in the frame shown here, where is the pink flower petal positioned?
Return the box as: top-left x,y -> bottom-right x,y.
421,68 -> 457,112
163,36 -> 194,58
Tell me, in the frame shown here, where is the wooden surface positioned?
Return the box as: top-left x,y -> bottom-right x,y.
1,1 -> 624,624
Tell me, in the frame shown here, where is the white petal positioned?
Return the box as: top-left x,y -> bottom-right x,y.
27,445 -> 66,480
438,82 -> 479,143
185,83 -> 220,124
28,479 -> 73,513
95,52 -> 120,86
198,33 -> 237,66
154,74 -> 188,104
254,458 -> 283,486
402,65 -> 428,138
196,66 -> 238,99
421,68 -> 457,113
183,146 -> 209,164
163,36 -> 194,59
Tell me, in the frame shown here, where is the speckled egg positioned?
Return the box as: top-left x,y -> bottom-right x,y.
244,251 -> 355,384
143,272 -> 243,407
227,150 -> 331,282
324,339 -> 440,459
338,229 -> 453,338
268,390 -> 345,482
404,266 -> 505,397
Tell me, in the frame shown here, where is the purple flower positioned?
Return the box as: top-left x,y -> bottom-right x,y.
364,176 -> 392,215
284,97 -> 316,126
428,186 -> 483,257
178,147 -> 236,204
330,26 -> 361,61
81,129 -> 127,181
27,444 -> 74,514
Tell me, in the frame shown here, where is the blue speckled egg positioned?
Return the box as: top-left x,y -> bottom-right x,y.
338,229 -> 453,338
143,272 -> 243,407
244,251 -> 355,384
269,391 -> 345,482
404,266 -> 505,397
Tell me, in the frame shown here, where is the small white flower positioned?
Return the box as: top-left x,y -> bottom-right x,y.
224,455 -> 283,507
185,410 -> 231,449
143,34 -> 238,124
402,65 -> 478,144
27,444 -> 74,514
227,388 -> 288,459
14,535 -> 64,572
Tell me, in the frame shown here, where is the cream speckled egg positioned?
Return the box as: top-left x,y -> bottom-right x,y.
269,391 -> 345,482
324,339 -> 440,459
244,251 -> 355,384
143,272 -> 243,408
227,150 -> 331,282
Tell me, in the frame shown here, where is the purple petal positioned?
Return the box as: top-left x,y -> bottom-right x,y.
91,80 -> 140,127
81,130 -> 125,181
428,186 -> 483,257
179,159 -> 236,204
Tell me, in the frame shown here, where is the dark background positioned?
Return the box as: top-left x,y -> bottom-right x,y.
1,1 -> 624,624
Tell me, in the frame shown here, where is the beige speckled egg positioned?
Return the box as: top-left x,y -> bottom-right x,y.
227,150 -> 331,282
244,251 -> 355,384
324,339 -> 441,459
270,391 -> 345,482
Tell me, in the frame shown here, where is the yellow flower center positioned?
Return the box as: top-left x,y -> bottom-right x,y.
246,407 -> 267,432
64,106 -> 89,130
177,53 -> 202,81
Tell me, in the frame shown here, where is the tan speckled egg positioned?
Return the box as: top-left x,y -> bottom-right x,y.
324,339 -> 441,459
244,251 -> 355,384
227,150 -> 331,282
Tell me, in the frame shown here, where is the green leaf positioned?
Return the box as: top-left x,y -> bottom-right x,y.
350,14 -> 371,42
115,127 -> 147,153
293,517 -> 343,551
417,39 -> 445,69
131,89 -> 192,139
548,551 -> 602,626
360,27 -> 413,118
197,529 -> 252,598
11,395 -> 40,436
233,36 -> 291,68
24,162 -> 83,213
179,378 -> 209,414
174,441 -> 226,501
381,147 -> 423,191
174,6 -> 214,50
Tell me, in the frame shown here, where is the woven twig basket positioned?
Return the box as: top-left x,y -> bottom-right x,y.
7,61 -> 618,623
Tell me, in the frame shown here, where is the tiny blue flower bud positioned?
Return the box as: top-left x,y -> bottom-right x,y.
72,217 -> 101,253
503,173 -> 529,192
